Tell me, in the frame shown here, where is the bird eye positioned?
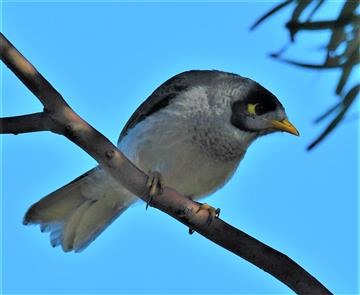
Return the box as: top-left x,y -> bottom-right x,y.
255,104 -> 266,115
247,103 -> 268,115
247,103 -> 258,115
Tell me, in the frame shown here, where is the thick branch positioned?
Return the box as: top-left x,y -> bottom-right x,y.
0,34 -> 67,109
0,32 -> 332,294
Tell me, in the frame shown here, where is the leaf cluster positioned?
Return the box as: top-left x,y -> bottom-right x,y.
251,0 -> 359,150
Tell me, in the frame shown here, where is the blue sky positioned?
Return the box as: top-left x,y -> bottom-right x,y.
1,1 -> 358,294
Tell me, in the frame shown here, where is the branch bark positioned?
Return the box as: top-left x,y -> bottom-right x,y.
0,32 -> 332,295
0,112 -> 53,134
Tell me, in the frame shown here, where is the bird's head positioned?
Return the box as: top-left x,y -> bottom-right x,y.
171,71 -> 300,161
227,77 -> 299,137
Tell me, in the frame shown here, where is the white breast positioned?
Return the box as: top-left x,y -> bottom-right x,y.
118,86 -> 254,198
119,119 -> 240,198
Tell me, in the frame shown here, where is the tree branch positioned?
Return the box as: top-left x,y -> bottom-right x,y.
0,32 -> 332,294
0,112 -> 54,134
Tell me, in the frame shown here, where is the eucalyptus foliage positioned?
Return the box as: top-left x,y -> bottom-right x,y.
251,0 -> 359,150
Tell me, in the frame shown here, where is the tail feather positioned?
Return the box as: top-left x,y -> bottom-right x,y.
49,223 -> 63,247
72,196 -> 128,252
24,167 -> 135,252
60,199 -> 94,251
23,170 -> 92,225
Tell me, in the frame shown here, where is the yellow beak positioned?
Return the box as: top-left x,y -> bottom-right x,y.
271,119 -> 299,136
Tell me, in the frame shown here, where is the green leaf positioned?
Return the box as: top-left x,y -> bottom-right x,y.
337,1 -> 359,18
336,51 -> 359,95
343,30 -> 360,59
269,42 -> 291,58
250,0 -> 294,31
270,56 -> 343,69
327,28 -> 346,53
326,1 -> 359,57
289,0 -> 313,41
308,84 -> 359,150
324,55 -> 342,67
306,0 -> 325,21
286,16 -> 358,32
314,102 -> 341,123
336,66 -> 353,95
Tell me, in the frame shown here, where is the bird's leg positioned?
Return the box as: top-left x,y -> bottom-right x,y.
145,170 -> 163,210
189,202 -> 221,234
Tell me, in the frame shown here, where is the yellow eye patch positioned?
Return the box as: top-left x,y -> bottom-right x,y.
247,103 -> 258,115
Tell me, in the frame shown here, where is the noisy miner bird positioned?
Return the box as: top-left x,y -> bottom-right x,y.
24,70 -> 299,252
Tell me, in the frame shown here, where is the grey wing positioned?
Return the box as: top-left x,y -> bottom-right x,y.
118,70 -> 228,142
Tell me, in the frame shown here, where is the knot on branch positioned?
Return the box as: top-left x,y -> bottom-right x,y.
64,123 -> 79,139
105,149 -> 114,159
65,123 -> 73,133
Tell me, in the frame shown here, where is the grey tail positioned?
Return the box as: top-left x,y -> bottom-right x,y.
24,168 -> 134,252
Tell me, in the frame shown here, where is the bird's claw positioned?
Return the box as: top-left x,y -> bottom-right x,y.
189,203 -> 221,234
196,203 -> 221,225
145,170 -> 163,210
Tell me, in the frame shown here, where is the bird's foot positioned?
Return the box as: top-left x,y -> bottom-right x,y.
189,202 -> 221,234
145,170 -> 163,210
196,203 -> 221,225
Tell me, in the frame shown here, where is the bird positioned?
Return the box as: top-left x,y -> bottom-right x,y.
23,70 -> 299,252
